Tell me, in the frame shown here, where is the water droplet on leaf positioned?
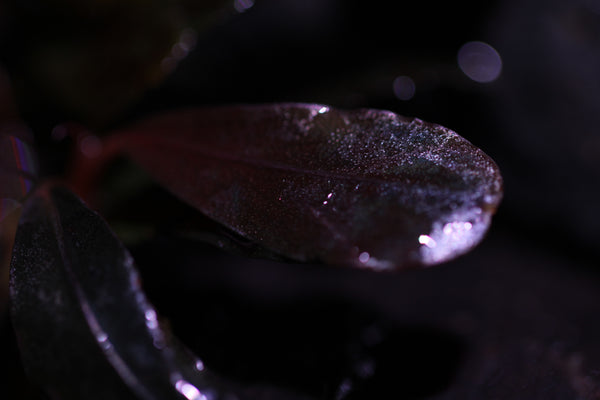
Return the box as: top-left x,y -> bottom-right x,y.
78,103 -> 502,270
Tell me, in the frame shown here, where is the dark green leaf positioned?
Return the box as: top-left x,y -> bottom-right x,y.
90,104 -> 502,270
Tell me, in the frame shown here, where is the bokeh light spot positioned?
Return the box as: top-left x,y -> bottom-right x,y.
392,76 -> 416,100
457,41 -> 502,83
80,135 -> 102,159
233,0 -> 254,13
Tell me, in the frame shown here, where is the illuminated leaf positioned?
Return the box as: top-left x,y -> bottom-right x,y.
83,104 -> 503,270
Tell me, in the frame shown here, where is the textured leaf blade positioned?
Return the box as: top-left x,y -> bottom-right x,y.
9,184 -> 225,400
97,104 -> 502,270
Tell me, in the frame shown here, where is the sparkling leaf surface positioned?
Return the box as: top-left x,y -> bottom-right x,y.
90,104 -> 502,270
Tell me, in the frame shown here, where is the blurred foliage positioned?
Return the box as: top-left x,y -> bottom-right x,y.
0,0 -> 232,127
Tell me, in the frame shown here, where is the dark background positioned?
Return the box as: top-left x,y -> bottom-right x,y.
2,0 -> 600,398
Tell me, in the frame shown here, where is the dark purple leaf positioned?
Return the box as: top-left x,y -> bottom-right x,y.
90,104 -> 502,270
9,184 -> 238,399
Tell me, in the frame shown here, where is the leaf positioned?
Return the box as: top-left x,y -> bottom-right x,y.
80,104 -> 503,270
9,183 -> 235,400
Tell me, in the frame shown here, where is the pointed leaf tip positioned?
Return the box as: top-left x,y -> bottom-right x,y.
100,104 -> 502,270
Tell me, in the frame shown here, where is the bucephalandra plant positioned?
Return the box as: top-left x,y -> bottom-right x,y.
0,2 -> 504,398
2,96 -> 502,399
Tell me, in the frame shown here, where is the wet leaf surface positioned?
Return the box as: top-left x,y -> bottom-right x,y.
84,104 -> 502,270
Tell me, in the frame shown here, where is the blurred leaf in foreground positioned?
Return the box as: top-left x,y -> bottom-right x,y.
9,184 -> 223,399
